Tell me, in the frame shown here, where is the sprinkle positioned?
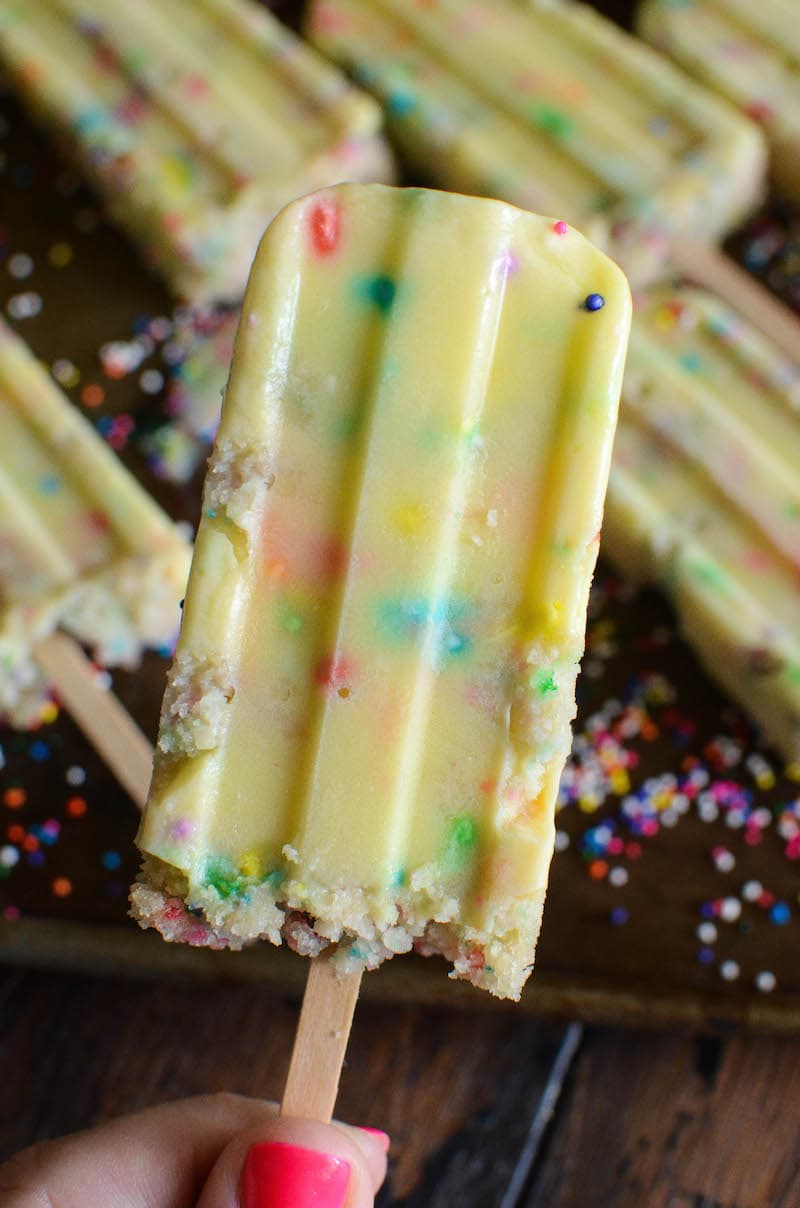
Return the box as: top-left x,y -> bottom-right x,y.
610,906 -> 629,925
309,197 -> 341,256
8,251 -> 33,278
769,901 -> 791,925
582,293 -> 605,313
720,959 -> 740,981
140,368 -> 164,394
711,846 -> 736,873
755,971 -> 777,993
357,273 -> 397,315
52,877 -> 72,898
553,220 -> 569,236
81,383 -> 105,407
720,897 -> 742,922
0,845 -> 19,869
101,851 -> 122,871
608,866 -> 628,887
697,922 -> 718,944
3,788 -> 26,809
48,241 -> 73,268
7,291 -> 42,319
742,879 -> 763,901
66,796 -> 88,818
554,829 -> 570,852
52,358 -> 80,387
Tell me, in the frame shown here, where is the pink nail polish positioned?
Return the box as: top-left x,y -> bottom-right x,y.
360,1127 -> 391,1153
241,1141 -> 351,1208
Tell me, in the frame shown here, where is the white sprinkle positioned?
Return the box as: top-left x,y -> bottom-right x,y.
720,897 -> 742,922
609,866 -> 628,888
7,291 -> 43,319
742,879 -> 763,902
554,830 -> 570,853
0,845 -> 19,868
697,922 -> 718,944
713,848 -> 736,873
720,960 -> 740,981
66,765 -> 86,786
140,368 -> 164,394
486,509 -> 498,527
755,971 -> 776,993
52,358 -> 78,385
8,252 -> 34,279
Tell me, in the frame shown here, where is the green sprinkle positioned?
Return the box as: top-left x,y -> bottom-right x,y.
787,663 -> 800,687
204,857 -> 245,900
443,815 -> 479,872
265,868 -> 286,888
532,105 -> 574,139
357,273 -> 397,315
687,558 -> 729,592
534,670 -> 558,696
391,867 -> 408,889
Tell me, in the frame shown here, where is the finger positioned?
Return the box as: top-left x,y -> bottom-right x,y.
0,1093 -> 278,1208
196,1116 -> 390,1208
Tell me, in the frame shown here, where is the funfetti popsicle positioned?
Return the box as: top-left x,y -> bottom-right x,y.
0,0 -> 395,303
603,287 -> 800,762
306,0 -> 766,286
638,0 -> 800,201
131,183 -> 631,1002
0,319 -> 189,797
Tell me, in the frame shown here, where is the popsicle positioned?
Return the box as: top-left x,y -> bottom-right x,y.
603,287 -> 800,761
306,0 -> 766,286
638,0 -> 800,200
0,319 -> 189,800
0,0 -> 395,302
131,182 -> 631,1003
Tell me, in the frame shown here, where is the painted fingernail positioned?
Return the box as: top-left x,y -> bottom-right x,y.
241,1141 -> 351,1208
359,1127 -> 391,1153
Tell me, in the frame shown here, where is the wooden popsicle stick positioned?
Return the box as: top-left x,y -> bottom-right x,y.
34,632 -> 153,810
281,955 -> 363,1122
671,240 -> 800,361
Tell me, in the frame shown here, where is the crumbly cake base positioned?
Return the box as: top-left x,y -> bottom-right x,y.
130,854 -> 545,1001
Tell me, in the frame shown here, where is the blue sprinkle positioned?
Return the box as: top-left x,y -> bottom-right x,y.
697,946 -> 716,965
610,906 -> 629,926
679,351 -> 703,373
28,740 -> 50,762
770,901 -> 791,925
388,90 -> 416,116
582,293 -> 605,312
27,850 -> 46,868
102,850 -> 122,871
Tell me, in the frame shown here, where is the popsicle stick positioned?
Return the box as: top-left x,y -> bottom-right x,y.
671,240 -> 800,362
281,956 -> 363,1122
34,633 -> 154,809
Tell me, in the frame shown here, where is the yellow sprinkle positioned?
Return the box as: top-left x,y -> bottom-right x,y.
578,796 -> 600,814
40,700 -> 59,724
48,242 -> 73,268
756,772 -> 775,791
785,762 -> 800,783
610,770 -> 630,796
390,502 -> 426,535
239,851 -> 262,879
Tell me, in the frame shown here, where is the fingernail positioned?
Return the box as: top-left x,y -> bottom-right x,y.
359,1127 -> 391,1154
241,1141 -> 351,1208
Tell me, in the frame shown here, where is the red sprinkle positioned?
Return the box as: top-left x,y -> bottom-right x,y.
309,198 -> 341,257
553,220 -> 569,236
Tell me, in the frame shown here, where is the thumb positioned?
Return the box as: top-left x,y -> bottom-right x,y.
196,1114 -> 390,1208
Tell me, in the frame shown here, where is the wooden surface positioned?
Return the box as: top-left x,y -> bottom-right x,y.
4,967 -> 800,1207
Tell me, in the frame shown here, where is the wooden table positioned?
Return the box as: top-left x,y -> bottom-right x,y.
4,965 -> 800,1206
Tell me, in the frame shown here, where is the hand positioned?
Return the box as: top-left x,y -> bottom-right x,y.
0,1093 -> 390,1208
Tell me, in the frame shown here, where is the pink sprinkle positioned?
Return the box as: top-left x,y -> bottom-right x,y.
170,818 -> 195,841
309,198 -> 342,257
553,220 -> 569,236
